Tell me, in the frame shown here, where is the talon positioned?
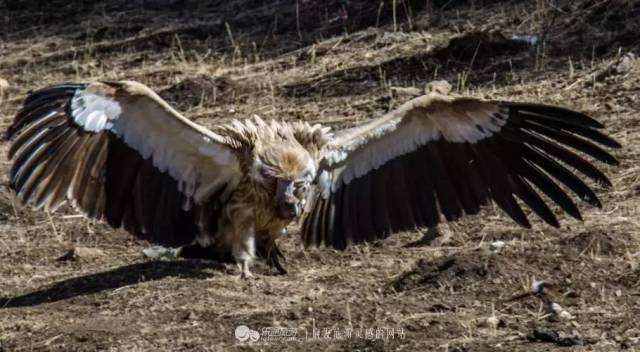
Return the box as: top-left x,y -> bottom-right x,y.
237,260 -> 254,279
241,270 -> 254,279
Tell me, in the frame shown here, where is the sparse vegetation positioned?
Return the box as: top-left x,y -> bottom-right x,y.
0,0 -> 639,350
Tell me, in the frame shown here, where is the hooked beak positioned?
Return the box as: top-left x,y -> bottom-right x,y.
275,179 -> 300,220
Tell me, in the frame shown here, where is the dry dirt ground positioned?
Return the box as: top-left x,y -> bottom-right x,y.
1,0 -> 640,351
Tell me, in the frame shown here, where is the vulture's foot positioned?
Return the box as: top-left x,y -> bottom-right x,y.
267,246 -> 288,275
256,235 -> 288,275
238,261 -> 254,279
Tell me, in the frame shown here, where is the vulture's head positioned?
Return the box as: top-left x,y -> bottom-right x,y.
253,141 -> 316,220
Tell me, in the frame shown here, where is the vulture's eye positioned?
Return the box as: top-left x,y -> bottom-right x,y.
259,168 -> 278,187
294,182 -> 309,197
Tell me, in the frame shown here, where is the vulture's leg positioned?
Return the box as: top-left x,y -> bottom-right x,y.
232,224 -> 256,279
268,244 -> 287,275
221,201 -> 256,279
256,229 -> 288,275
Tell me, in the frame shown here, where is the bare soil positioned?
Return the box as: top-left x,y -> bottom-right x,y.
1,0 -> 640,351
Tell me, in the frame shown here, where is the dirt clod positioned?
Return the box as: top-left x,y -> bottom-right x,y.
529,327 -> 583,347
57,247 -> 106,262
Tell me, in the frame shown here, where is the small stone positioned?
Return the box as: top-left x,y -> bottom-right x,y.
183,311 -> 198,320
486,316 -> 500,329
57,247 -> 105,261
531,280 -> 546,294
530,327 -> 559,343
490,241 -> 506,253
142,245 -> 180,259
529,327 -> 582,346
551,302 -> 574,320
425,80 -> 453,94
391,86 -> 423,97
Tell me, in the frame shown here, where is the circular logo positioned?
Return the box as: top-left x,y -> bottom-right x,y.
235,325 -> 251,342
235,325 -> 260,342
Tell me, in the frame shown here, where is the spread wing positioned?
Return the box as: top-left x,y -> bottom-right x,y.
303,93 -> 621,249
5,81 -> 242,247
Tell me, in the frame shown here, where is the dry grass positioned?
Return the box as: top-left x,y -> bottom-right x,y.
1,0 -> 640,351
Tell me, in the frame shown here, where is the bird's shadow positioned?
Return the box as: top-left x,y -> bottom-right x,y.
0,260 -> 226,308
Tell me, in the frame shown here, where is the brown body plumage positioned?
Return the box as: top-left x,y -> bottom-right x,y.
5,80 -> 621,277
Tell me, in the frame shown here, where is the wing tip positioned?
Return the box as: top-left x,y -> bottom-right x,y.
607,138 -> 623,149
599,177 -> 614,189
547,218 -> 560,228
508,102 -> 606,129
572,210 -> 584,222
6,83 -> 85,142
519,218 -> 532,229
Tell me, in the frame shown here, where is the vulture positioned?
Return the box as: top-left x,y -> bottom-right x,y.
5,80 -> 621,277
